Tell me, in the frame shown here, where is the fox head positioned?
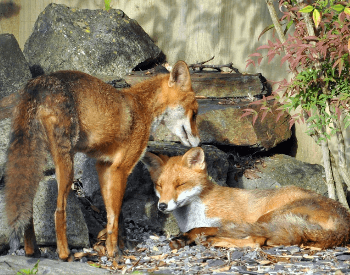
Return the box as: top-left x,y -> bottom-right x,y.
158,61 -> 200,147
142,147 -> 207,213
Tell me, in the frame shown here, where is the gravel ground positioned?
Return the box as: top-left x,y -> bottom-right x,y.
11,234 -> 350,274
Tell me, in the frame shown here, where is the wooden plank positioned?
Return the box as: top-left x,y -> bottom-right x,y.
123,71 -> 265,98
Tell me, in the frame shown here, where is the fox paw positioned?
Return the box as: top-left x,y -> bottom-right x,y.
169,234 -> 192,250
25,247 -> 41,258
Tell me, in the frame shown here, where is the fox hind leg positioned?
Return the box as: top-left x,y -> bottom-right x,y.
169,227 -> 266,249
41,113 -> 75,261
24,217 -> 41,257
169,227 -> 219,249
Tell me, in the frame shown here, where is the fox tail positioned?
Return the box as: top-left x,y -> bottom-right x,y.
4,88 -> 47,252
222,209 -> 350,249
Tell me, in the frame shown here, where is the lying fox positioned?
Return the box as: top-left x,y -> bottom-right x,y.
143,147 -> 350,249
5,61 -> 200,260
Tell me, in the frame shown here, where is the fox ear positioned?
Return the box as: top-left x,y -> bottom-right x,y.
168,60 -> 191,91
142,152 -> 164,172
142,152 -> 165,182
182,147 -> 206,171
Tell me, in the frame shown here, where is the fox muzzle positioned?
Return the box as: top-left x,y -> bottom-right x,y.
158,202 -> 168,212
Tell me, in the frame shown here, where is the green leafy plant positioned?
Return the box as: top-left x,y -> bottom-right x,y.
17,260 -> 40,275
104,0 -> 111,11
246,0 -> 350,208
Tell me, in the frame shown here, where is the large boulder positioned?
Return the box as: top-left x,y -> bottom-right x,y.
0,34 -> 31,100
227,154 -> 328,196
23,3 -> 165,78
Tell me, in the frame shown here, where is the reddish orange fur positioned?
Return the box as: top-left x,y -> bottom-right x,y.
144,147 -> 350,249
4,61 -> 199,260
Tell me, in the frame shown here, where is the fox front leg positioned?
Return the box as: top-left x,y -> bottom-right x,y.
96,160 -> 132,257
169,227 -> 220,249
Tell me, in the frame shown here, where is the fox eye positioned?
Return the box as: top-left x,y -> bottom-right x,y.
192,111 -> 197,120
155,183 -> 162,189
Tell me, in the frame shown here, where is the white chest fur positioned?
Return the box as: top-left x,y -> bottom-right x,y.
173,197 -> 221,232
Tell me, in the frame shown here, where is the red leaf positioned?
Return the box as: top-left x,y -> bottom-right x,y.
335,106 -> 342,120
249,52 -> 263,57
268,52 -> 276,63
289,118 -> 296,129
257,45 -> 271,50
261,110 -> 269,122
303,36 -> 319,41
246,59 -> 255,68
252,114 -> 259,125
275,111 -> 285,122
281,54 -> 291,65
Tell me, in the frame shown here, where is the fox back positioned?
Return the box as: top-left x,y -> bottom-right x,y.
143,147 -> 350,249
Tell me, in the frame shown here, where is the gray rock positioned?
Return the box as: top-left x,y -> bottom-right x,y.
0,255 -> 110,274
24,3 -> 165,78
0,190 -> 9,255
0,118 -> 11,180
0,34 -> 32,100
33,176 -> 89,247
227,154 -> 327,195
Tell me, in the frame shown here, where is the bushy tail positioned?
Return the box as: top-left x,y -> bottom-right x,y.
4,95 -> 47,251
221,212 -> 350,249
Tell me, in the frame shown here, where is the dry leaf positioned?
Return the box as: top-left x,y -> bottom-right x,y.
93,244 -> 106,256
124,255 -> 138,261
90,204 -> 100,213
244,169 -> 261,179
113,260 -> 125,270
158,261 -> 167,267
258,260 -> 272,265
74,252 -> 87,259
97,228 -> 107,240
213,266 -> 230,272
212,241 -> 237,248
307,246 -> 322,251
147,267 -> 159,272
150,254 -> 166,260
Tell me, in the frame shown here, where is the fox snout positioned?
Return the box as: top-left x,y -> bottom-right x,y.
158,202 -> 168,212
157,200 -> 177,213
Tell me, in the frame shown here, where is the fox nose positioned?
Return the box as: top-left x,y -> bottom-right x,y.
158,203 -> 167,212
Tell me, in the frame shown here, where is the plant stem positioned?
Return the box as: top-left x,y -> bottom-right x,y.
320,134 -> 336,199
265,0 -> 286,43
331,155 -> 350,209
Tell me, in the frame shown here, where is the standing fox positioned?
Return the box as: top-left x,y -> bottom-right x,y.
4,61 -> 200,260
143,147 -> 350,249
